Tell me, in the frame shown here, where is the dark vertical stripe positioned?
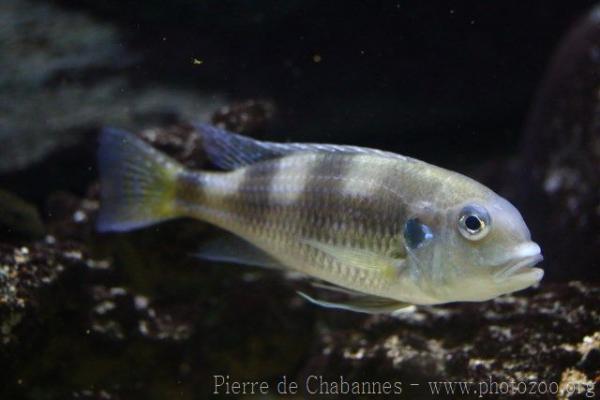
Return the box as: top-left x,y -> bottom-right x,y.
376,163 -> 408,235
296,154 -> 408,248
175,170 -> 205,212
229,159 -> 281,223
292,153 -> 356,240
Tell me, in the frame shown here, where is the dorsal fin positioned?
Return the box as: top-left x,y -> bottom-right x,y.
195,123 -> 286,169
194,123 -> 404,170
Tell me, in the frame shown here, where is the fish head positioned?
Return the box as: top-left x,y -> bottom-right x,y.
431,193 -> 544,302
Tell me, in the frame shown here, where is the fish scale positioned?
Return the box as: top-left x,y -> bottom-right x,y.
179,154 -> 403,292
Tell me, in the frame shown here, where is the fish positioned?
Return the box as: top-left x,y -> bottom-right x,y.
96,123 -> 544,314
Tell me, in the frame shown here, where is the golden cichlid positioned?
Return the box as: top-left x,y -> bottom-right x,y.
96,124 -> 543,314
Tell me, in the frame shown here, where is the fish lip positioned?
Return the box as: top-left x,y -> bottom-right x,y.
492,242 -> 544,282
493,254 -> 544,282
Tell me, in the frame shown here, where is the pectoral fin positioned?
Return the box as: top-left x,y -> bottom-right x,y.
301,239 -> 405,277
297,291 -> 414,314
309,280 -> 369,296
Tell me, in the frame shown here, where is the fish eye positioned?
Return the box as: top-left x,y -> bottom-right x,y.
403,218 -> 433,249
458,204 -> 491,241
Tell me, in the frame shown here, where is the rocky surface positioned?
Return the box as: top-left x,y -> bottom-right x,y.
517,4 -> 600,282
301,282 -> 599,399
0,190 -> 45,242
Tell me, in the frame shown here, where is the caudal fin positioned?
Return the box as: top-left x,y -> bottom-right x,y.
96,128 -> 184,232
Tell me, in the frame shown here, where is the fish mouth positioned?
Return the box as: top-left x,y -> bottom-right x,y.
492,242 -> 544,283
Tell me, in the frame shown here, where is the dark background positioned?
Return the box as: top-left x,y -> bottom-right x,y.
46,0 -> 596,162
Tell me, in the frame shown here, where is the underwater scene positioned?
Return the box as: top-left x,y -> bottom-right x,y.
0,1 -> 599,399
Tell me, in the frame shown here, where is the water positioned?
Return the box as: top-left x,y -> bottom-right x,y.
0,1 -> 598,399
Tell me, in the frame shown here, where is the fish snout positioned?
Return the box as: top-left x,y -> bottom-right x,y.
492,242 -> 544,283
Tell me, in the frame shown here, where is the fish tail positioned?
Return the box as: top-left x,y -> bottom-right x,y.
96,128 -> 185,232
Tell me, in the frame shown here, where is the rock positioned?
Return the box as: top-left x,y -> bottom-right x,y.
0,189 -> 45,242
518,4 -> 600,281
0,240 -> 89,345
137,124 -> 206,170
211,99 -> 277,136
133,99 -> 278,171
298,282 -> 599,399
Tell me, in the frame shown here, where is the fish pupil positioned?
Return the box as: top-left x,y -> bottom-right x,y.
465,215 -> 482,231
403,218 -> 433,249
